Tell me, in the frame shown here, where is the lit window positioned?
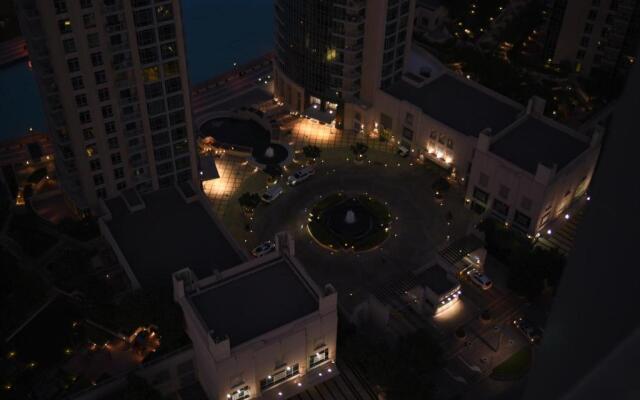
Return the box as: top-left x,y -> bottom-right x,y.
143,66 -> 160,82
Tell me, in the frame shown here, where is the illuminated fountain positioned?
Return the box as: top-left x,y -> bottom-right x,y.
264,146 -> 275,159
345,210 -> 356,224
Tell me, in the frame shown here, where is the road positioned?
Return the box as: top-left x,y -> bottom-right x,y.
191,56 -> 273,121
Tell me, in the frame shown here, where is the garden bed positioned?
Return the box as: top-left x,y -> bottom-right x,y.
307,193 -> 392,252
490,346 -> 533,381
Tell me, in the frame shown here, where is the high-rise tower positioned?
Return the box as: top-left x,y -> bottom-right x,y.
16,0 -> 199,213
544,0 -> 639,91
273,0 -> 415,129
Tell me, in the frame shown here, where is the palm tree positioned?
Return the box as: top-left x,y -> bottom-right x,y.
302,145 -> 321,161
238,192 -> 260,214
431,177 -> 451,194
350,142 -> 369,160
263,164 -> 283,184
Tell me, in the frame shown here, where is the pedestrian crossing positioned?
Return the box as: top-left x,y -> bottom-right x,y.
438,235 -> 484,266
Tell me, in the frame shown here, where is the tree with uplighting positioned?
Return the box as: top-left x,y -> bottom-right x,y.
350,142 -> 368,159
238,192 -> 260,214
302,145 -> 321,162
263,164 -> 283,184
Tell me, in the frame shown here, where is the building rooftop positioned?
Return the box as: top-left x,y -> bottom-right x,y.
104,187 -> 245,289
490,116 -> 591,174
385,73 -> 523,137
416,264 -> 457,296
189,256 -> 319,347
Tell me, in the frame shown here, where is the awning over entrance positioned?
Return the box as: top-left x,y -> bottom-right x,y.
302,105 -> 336,125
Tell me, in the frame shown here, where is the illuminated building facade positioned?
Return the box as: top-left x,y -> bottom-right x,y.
466,99 -> 602,235
409,264 -> 462,315
273,0 -> 415,128
173,240 -> 338,400
353,68 -> 602,236
357,71 -> 524,177
16,0 -> 199,213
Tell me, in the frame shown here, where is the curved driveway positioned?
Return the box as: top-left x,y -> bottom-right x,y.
248,156 -> 475,296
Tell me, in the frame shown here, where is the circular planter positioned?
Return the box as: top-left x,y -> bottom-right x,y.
307,193 -> 392,252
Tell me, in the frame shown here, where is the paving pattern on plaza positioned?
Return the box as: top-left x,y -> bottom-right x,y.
203,118 -> 403,218
202,155 -> 256,215
283,118 -> 397,153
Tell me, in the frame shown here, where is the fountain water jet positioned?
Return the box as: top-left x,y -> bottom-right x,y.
345,210 -> 356,224
264,146 -> 275,158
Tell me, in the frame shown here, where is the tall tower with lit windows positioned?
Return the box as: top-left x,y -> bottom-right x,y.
273,0 -> 415,130
16,0 -> 198,213
544,0 -> 639,91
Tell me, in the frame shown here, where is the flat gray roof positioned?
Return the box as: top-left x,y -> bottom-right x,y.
385,74 -> 523,137
190,257 -> 319,347
416,264 -> 457,296
105,187 -> 245,289
490,117 -> 590,174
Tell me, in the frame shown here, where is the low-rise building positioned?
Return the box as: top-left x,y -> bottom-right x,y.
349,71 -> 524,177
350,69 -> 602,236
173,244 -> 338,400
410,264 -> 462,315
99,183 -> 247,289
467,100 -> 601,235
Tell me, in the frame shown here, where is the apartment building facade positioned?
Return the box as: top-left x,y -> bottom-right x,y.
273,0 -> 415,130
544,0 -> 639,86
16,0 -> 199,213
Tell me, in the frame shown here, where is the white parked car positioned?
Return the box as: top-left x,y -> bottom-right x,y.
261,185 -> 284,203
287,166 -> 315,186
397,145 -> 410,158
251,240 -> 276,257
469,270 -> 493,290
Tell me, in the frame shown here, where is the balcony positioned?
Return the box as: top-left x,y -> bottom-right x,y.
105,21 -> 126,33
113,59 -> 133,71
130,154 -> 148,168
119,96 -> 138,106
124,128 -> 144,139
114,78 -> 132,89
343,43 -> 363,53
122,111 -> 141,122
110,42 -> 130,53
101,0 -> 124,15
128,141 -> 147,153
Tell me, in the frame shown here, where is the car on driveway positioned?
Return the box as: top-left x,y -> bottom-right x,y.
397,145 -> 410,157
287,166 -> 315,186
513,317 -> 543,344
261,185 -> 283,203
251,240 -> 276,257
469,270 -> 493,290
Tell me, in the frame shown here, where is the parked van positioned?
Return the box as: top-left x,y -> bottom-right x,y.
261,185 -> 284,203
287,166 -> 315,186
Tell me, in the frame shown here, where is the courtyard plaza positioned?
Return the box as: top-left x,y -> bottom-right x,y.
203,117 -> 409,216
213,141 -> 479,302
